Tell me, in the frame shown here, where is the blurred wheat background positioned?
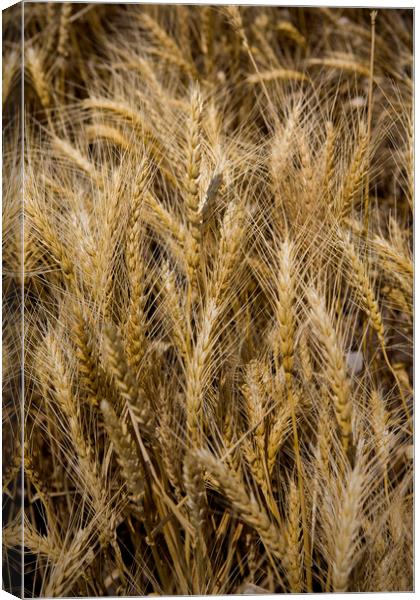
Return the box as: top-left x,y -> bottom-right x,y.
2,3 -> 413,596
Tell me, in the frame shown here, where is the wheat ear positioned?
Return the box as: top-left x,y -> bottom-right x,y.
339,123 -> 368,219
125,163 -> 148,375
2,48 -> 19,106
52,136 -> 104,188
185,299 -> 218,446
267,397 -> 294,475
332,466 -> 364,592
285,480 -> 303,592
242,360 -> 269,498
195,449 -> 286,559
185,86 -> 203,299
140,13 -> 197,78
247,69 -> 308,84
26,198 -> 78,295
210,199 -> 245,299
183,453 -> 207,546
276,21 -> 306,48
46,333 -> 108,519
307,56 -> 370,77
161,261 -> 188,359
71,307 -> 102,407
85,124 -> 131,151
57,3 -> 71,60
101,400 -> 144,506
370,390 -> 391,503
103,325 -> 152,434
308,288 -> 353,454
26,47 -> 50,109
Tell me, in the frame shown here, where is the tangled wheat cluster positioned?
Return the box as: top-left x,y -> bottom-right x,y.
2,3 -> 413,596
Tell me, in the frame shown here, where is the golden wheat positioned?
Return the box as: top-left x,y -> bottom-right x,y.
2,4 -> 412,596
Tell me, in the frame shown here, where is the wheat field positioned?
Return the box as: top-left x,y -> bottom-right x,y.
2,3 -> 413,596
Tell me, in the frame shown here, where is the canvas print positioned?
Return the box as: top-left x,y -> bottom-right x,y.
2,2 -> 413,596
